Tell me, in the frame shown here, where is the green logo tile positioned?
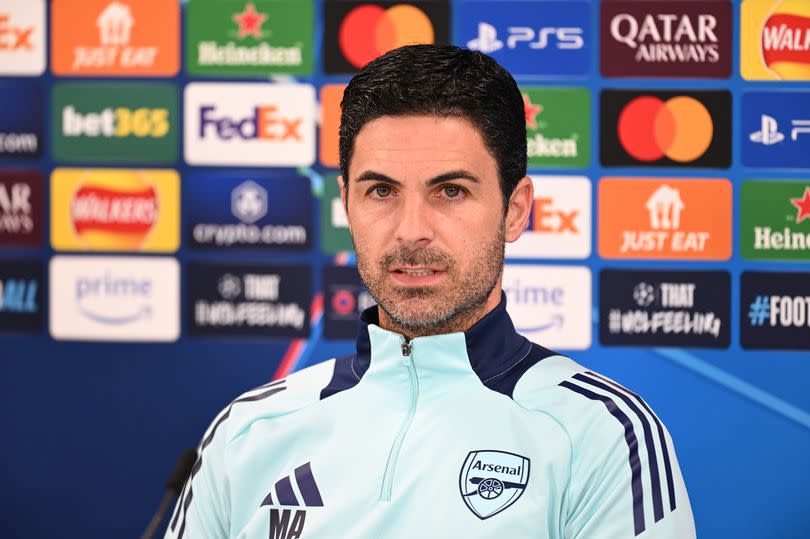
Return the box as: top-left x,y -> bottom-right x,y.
52,82 -> 178,164
521,87 -> 590,169
321,174 -> 354,254
742,180 -> 810,261
186,0 -> 314,76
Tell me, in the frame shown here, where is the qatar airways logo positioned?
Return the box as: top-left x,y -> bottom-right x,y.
503,264 -> 591,350
184,82 -> 315,166
601,2 -> 731,77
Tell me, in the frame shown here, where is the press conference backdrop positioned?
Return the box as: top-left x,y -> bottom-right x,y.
0,0 -> 808,537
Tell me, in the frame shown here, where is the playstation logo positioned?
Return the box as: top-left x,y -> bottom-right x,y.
467,22 -> 503,54
749,115 -> 785,145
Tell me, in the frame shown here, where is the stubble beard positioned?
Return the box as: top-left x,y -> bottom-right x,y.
355,221 -> 505,337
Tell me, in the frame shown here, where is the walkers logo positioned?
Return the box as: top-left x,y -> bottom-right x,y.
51,169 -> 179,253
503,264 -> 591,350
522,88 -> 590,168
601,1 -> 732,78
184,82 -> 315,166
0,1 -> 46,75
600,269 -> 730,348
459,1 -> 589,77
320,85 -> 346,168
323,1 -> 450,74
599,178 -> 732,260
52,83 -> 178,164
0,261 -> 44,334
459,450 -> 530,520
742,0 -> 810,80
506,176 -> 590,259
186,0 -> 314,76
188,263 -> 311,338
742,91 -> 810,168
601,90 -> 731,168
0,170 -> 43,248
323,265 -> 375,340
321,175 -> 354,254
186,172 -> 311,251
261,462 -> 324,539
49,256 -> 179,342
741,180 -> 810,261
742,272 -> 810,350
51,0 -> 179,76
0,82 -> 43,160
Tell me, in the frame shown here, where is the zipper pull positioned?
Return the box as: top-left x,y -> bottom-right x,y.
401,341 -> 412,357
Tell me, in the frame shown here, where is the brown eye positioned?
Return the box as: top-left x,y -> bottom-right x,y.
443,185 -> 461,198
374,185 -> 391,197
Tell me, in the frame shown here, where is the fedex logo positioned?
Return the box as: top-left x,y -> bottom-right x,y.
0,1 -> 45,75
198,105 -> 302,141
185,82 -> 315,166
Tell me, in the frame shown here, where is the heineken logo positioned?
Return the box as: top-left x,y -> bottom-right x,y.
521,87 -> 590,168
186,0 -> 313,75
742,181 -> 810,260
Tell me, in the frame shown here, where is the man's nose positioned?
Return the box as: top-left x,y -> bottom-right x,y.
394,193 -> 434,245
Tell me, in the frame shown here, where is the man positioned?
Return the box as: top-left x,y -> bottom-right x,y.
166,45 -> 695,539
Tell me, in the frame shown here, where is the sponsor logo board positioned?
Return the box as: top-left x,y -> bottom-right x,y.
185,0 -> 314,76
323,1 -> 450,74
522,87 -> 590,168
185,172 -> 311,251
51,0 -> 179,76
184,82 -> 315,167
320,84 -> 345,168
600,269 -> 730,348
506,176 -> 590,259
0,0 -> 46,75
49,256 -> 179,342
601,1 -> 732,78
741,180 -> 810,261
601,90 -> 731,168
503,264 -> 591,350
50,168 -> 179,253
0,82 -> 43,160
742,91 -> 810,169
742,271 -> 810,350
0,170 -> 43,248
188,263 -> 311,338
598,178 -> 731,260
459,0 -> 590,77
741,0 -> 810,81
323,265 -> 375,340
0,260 -> 44,333
52,82 -> 178,164
321,174 -> 354,254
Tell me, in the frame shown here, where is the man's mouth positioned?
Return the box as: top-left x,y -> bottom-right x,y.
389,267 -> 446,285
394,268 -> 438,276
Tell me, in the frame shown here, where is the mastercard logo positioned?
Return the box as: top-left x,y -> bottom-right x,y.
617,96 -> 714,163
338,4 -> 435,68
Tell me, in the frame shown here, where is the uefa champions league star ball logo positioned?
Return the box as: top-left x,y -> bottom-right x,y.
633,282 -> 655,307
231,180 -> 268,224
459,450 -> 530,519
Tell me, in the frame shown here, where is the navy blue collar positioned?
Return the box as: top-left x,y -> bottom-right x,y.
354,293 -> 532,383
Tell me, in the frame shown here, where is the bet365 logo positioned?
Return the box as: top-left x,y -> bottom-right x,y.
52,82 -> 177,163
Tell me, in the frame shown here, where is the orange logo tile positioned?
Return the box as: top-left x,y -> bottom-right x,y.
598,178 -> 732,260
51,0 -> 179,76
320,84 -> 345,168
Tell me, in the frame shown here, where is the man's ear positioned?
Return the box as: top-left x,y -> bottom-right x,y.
505,176 -> 533,243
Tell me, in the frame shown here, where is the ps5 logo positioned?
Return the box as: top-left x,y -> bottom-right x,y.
750,115 -> 810,146
467,22 -> 584,54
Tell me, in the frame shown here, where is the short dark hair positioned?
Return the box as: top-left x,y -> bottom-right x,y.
339,44 -> 527,211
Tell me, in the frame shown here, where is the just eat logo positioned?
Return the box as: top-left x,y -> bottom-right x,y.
0,1 -> 45,76
184,82 -> 315,167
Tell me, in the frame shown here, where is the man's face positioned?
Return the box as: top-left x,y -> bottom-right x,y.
341,115 -> 532,336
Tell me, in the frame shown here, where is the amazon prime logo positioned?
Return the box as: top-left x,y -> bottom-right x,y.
459,450 -> 530,520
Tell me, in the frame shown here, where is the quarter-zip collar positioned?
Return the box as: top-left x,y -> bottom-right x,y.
353,292 -> 531,386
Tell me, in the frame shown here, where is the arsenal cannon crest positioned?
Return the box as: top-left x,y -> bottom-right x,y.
459,450 -> 530,519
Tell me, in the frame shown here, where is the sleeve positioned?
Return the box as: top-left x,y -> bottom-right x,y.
163,406 -> 232,539
561,386 -> 695,539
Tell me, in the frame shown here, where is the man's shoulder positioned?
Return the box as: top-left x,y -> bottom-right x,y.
214,356 -> 345,446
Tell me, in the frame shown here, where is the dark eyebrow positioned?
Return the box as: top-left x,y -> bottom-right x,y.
353,170 -> 480,186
